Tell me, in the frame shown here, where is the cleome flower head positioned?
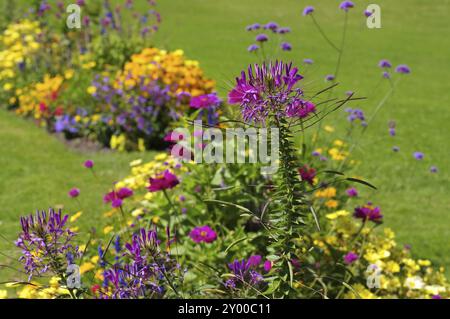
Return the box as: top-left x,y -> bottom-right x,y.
16,209 -> 78,280
228,61 -> 316,123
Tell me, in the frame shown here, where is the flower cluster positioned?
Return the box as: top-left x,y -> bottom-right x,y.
228,61 -> 316,123
245,21 -> 292,53
15,209 -> 79,280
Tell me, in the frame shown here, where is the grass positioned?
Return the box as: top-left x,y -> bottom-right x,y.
0,0 -> 449,279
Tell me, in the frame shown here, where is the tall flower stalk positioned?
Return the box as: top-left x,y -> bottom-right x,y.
228,61 -> 316,293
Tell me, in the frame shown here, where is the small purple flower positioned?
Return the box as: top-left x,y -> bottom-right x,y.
264,260 -> 272,272
247,44 -> 259,52
303,58 -> 314,65
246,23 -> 261,31
189,226 -> 217,243
383,71 -> 391,79
84,159 -> 94,169
432,294 -> 442,299
255,34 -> 269,42
395,64 -> 411,74
263,22 -> 278,32
277,27 -> 291,34
430,166 -> 438,173
281,42 -> 292,51
339,1 -> 355,11
354,203 -> 383,223
364,10 -> 373,17
344,252 -> 359,264
325,74 -> 335,81
346,187 -> 358,197
379,59 -> 392,68
413,152 -> 424,160
69,188 -> 80,198
303,6 -> 314,16
190,93 -> 221,109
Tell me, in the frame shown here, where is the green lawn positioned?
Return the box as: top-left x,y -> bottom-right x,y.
0,0 -> 449,279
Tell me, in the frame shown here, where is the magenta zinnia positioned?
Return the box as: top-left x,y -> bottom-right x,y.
148,170 -> 180,192
354,202 -> 383,223
189,225 -> 217,243
228,61 -> 315,123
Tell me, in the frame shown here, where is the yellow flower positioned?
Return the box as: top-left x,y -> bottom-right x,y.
80,262 -> 95,274
87,86 -> 97,95
333,139 -> 344,147
103,226 -> 114,235
64,69 -> 74,80
132,208 -> 144,217
324,125 -> 335,133
385,261 -> 401,273
326,210 -> 349,220
3,83 -> 13,91
0,290 -> 7,299
418,259 -> 431,267
70,211 -> 83,223
315,187 -> 336,198
325,200 -> 339,209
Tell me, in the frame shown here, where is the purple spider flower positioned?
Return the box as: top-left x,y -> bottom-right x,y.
383,71 -> 391,79
339,1 -> 355,11
325,74 -> 335,81
430,166 -> 438,173
303,6 -> 314,16
344,252 -> 359,264
16,209 -> 78,280
286,100 -> 316,118
228,61 -> 304,122
303,58 -> 314,65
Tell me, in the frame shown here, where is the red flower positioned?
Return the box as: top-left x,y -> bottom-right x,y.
298,165 -> 316,185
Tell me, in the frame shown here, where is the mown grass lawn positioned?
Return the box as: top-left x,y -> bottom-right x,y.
0,0 -> 449,279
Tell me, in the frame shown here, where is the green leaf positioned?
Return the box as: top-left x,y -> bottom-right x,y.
309,206 -> 321,231
322,170 -> 345,176
224,237 -> 247,254
346,177 -> 377,190
204,199 -> 253,214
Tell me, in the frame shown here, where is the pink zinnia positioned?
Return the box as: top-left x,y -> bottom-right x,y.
189,226 -> 217,243
68,188 -> 80,198
344,252 -> 359,264
148,170 -> 180,192
104,187 -> 134,207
